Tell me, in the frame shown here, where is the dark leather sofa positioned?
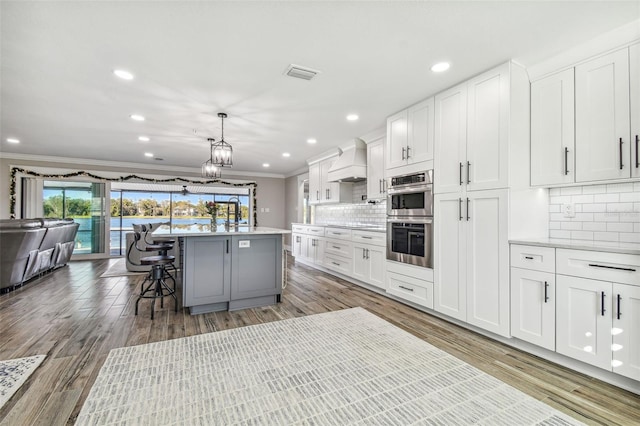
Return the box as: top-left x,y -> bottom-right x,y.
0,218 -> 79,292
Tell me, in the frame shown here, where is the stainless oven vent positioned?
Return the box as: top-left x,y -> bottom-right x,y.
284,64 -> 320,81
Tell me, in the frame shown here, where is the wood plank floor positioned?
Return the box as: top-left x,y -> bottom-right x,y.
0,256 -> 638,425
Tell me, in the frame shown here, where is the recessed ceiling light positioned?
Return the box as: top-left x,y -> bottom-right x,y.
263,163 -> 270,168
282,152 -> 290,157
346,114 -> 359,121
138,136 -> 150,142
6,138 -> 20,144
130,114 -> 145,121
307,138 -> 317,144
113,69 -> 134,80
144,152 -> 153,157
431,62 -> 450,73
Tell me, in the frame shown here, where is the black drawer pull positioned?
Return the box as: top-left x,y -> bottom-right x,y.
588,263 -> 636,272
564,147 -> 569,175
332,245 -> 340,249
398,285 -> 414,292
601,291 -> 606,316
361,236 -> 373,239
616,294 -> 622,320
524,256 -> 534,260
331,261 -> 340,266
544,281 -> 549,303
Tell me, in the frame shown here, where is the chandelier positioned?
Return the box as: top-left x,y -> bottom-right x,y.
211,112 -> 233,167
202,138 -> 222,178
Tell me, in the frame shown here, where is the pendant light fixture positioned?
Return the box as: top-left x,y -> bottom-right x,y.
211,112 -> 233,167
202,138 -> 222,178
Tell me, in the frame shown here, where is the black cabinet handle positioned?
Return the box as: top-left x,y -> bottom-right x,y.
524,256 -> 534,260
616,294 -> 622,320
406,145 -> 411,159
366,248 -> 370,259
316,190 -> 319,201
402,147 -> 406,160
467,161 -> 471,184
619,137 -> 624,170
564,147 -> 569,175
544,281 -> 549,303
332,245 -> 340,249
331,261 -> 340,266
399,285 -> 414,292
601,291 -> 606,316
588,263 -> 636,272
459,198 -> 463,221
226,239 -> 229,253
361,236 -> 373,239
459,162 -> 463,185
635,135 -> 639,168
466,198 -> 470,221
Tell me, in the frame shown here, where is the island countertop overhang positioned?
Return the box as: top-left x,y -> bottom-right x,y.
153,224 -> 291,237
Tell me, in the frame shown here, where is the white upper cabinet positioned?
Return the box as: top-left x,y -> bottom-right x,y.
466,64 -> 510,192
575,48 -> 631,182
435,63 -> 513,194
631,43 -> 640,178
309,156 -> 351,205
386,97 -> 434,173
434,83 -> 467,194
531,68 -> 575,186
366,138 -> 386,200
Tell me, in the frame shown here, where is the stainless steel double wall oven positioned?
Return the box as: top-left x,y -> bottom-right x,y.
386,170 -> 434,268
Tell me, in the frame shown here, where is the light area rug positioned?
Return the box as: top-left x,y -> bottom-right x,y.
77,308 -> 582,425
0,355 -> 46,409
99,258 -> 146,278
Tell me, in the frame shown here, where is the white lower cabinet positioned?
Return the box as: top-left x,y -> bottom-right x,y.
510,268 -> 556,351
387,271 -> 433,309
613,282 -> 640,381
352,243 -> 385,290
434,189 -> 510,337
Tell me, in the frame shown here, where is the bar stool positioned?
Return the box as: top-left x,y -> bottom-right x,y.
141,224 -> 178,285
127,232 -> 177,319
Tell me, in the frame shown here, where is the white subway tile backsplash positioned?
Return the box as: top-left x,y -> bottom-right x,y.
570,230 -> 594,240
548,183 -> 638,244
594,193 -> 619,203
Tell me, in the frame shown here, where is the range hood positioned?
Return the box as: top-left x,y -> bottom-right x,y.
327,138 -> 367,182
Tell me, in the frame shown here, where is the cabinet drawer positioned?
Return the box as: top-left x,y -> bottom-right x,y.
510,244 -> 556,273
324,254 -> 352,276
324,239 -> 352,257
352,230 -> 386,247
324,227 -> 352,240
292,225 -> 307,233
387,272 -> 433,309
306,226 -> 325,236
556,249 -> 640,286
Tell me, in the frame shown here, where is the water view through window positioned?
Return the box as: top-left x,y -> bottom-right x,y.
110,189 -> 250,255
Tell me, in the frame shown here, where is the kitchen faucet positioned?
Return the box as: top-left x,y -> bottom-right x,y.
226,197 -> 242,229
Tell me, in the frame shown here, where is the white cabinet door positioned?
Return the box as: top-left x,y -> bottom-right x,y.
466,64 -> 509,191
466,189 -> 510,337
407,97 -> 434,165
575,48 -> 631,182
309,237 -> 324,264
308,162 -> 321,204
434,193 -> 466,321
366,139 -> 385,199
612,282 -> 640,381
367,245 -> 386,290
556,275 -> 611,370
386,110 -> 408,170
435,83 -> 467,194
510,268 -> 555,351
531,68 -> 575,186
630,43 -> 640,178
292,233 -> 304,258
352,244 -> 368,282
319,158 -> 334,202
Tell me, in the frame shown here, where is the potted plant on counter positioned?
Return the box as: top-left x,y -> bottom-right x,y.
205,201 -> 219,229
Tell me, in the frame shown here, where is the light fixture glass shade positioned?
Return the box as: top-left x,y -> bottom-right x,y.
212,112 -> 233,167
202,138 -> 222,178
212,140 -> 233,167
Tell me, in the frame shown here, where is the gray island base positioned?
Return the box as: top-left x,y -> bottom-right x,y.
153,225 -> 290,315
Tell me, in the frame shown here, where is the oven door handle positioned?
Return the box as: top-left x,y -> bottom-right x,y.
387,218 -> 433,225
387,185 -> 433,196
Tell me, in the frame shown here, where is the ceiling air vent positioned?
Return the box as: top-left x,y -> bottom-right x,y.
284,64 -> 320,81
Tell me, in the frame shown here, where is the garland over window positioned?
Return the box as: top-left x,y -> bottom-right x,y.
9,167 -> 258,225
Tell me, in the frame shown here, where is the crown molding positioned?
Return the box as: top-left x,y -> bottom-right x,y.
0,152 -> 286,179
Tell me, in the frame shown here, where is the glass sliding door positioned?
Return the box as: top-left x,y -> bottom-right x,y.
43,181 -> 106,255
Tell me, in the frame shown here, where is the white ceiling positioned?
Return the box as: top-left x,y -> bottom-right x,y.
1,1 -> 639,177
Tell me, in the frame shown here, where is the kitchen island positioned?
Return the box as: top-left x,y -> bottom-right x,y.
154,224 -> 291,314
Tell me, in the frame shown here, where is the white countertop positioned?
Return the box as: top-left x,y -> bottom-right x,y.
509,238 -> 640,256
153,224 -> 291,237
292,223 -> 386,233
